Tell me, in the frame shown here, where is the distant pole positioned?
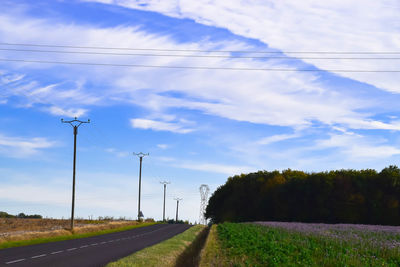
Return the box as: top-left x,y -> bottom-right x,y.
174,197 -> 182,222
160,181 -> 170,221
134,152 -> 149,220
61,117 -> 90,230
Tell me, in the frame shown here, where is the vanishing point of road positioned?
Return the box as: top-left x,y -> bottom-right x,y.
0,223 -> 191,267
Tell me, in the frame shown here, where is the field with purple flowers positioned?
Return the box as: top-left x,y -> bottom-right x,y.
215,222 -> 400,266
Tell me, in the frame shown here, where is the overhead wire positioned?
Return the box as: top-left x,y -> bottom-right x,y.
1,47 -> 400,60
1,42 -> 400,54
1,42 -> 399,72
0,58 -> 398,72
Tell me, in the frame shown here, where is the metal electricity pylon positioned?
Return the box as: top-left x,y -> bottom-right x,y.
160,181 -> 170,221
174,197 -> 183,222
61,117 -> 90,230
199,184 -> 210,225
134,152 -> 149,220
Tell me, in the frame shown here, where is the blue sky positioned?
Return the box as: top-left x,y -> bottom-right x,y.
0,0 -> 400,223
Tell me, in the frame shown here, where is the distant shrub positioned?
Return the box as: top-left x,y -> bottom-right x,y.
166,219 -> 188,224
14,212 -> 42,219
0,211 -> 15,218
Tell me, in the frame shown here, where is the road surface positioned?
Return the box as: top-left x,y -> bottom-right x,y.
0,223 -> 191,267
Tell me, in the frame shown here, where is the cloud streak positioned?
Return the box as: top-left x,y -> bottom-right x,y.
131,118 -> 194,133
315,132 -> 400,160
87,0 -> 400,93
0,8 -> 397,133
0,133 -> 56,158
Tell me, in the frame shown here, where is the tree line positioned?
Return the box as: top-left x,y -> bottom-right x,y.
205,166 -> 400,225
0,211 -> 42,219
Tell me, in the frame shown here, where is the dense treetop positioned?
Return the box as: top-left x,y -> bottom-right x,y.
205,166 -> 400,225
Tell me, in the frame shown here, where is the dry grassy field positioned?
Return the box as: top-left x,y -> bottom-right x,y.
1,218 -> 99,232
0,218 -> 150,245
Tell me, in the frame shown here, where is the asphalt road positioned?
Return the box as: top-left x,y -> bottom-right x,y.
0,223 -> 191,267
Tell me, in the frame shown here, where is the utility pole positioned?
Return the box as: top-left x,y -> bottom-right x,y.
134,152 -> 149,221
174,197 -> 182,222
61,117 -> 90,230
160,181 -> 170,221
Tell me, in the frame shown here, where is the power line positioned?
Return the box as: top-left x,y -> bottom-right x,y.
0,58 -> 398,72
2,47 -> 400,60
1,42 -> 400,54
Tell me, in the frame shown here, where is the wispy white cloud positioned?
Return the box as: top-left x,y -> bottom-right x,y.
178,162 -> 254,175
157,144 -> 169,149
89,0 -> 400,93
315,132 -> 400,160
0,8 -> 396,133
46,106 -> 88,117
105,147 -> 130,158
1,70 -> 94,116
257,133 -> 300,145
155,155 -> 254,175
1,72 -> 25,84
154,156 -> 175,162
0,133 -> 56,158
131,118 -> 194,133
339,118 -> 400,131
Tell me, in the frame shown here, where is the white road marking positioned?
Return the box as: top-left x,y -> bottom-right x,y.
5,259 -> 26,264
3,225 -> 173,265
31,254 -> 46,259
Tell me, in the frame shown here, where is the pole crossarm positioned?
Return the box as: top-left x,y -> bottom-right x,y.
61,117 -> 90,127
133,152 -> 149,158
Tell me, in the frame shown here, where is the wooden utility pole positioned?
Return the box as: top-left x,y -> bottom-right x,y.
174,197 -> 182,222
61,117 -> 90,230
134,152 -> 149,220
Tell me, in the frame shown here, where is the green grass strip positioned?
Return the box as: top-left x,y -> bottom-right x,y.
108,225 -> 205,267
0,222 -> 157,249
199,225 -> 231,267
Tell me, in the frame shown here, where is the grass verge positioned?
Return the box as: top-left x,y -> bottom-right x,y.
107,225 -> 206,267
175,225 -> 209,267
199,225 -> 231,267
0,222 -> 156,249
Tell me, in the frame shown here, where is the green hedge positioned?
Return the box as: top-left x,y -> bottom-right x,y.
206,166 -> 400,225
